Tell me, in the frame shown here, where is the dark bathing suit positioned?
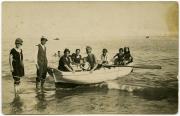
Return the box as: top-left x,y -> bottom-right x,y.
10,48 -> 24,84
124,52 -> 133,63
71,53 -> 82,64
114,53 -> 124,65
36,44 -> 48,83
58,55 -> 73,71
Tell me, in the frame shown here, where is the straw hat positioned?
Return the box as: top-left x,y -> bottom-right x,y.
41,36 -> 48,41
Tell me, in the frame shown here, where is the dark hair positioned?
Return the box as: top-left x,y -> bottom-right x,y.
64,48 -> 70,54
124,47 -> 130,53
119,48 -> 123,52
76,49 -> 80,52
15,38 -> 23,45
103,48 -> 108,53
86,46 -> 92,50
58,51 -> 60,52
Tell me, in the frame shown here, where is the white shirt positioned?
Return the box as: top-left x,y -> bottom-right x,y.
100,54 -> 109,62
40,44 -> 45,50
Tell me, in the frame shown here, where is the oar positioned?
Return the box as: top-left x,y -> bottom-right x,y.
102,64 -> 162,69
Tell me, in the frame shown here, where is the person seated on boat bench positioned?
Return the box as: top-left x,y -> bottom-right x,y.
71,49 -> 82,65
100,48 -> 109,65
123,47 -> 133,65
58,48 -> 75,72
85,46 -> 98,72
113,48 -> 124,65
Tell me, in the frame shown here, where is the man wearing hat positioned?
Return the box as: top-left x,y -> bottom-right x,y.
34,36 -> 48,88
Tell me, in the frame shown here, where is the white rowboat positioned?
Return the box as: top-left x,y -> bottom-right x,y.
47,63 -> 133,88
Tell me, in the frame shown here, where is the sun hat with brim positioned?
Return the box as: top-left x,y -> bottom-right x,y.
41,36 -> 48,41
15,38 -> 23,44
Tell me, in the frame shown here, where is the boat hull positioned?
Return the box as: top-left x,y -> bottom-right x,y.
54,82 -> 81,88
47,64 -> 133,86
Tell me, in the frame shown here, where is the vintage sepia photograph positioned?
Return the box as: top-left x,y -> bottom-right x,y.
2,1 -> 178,114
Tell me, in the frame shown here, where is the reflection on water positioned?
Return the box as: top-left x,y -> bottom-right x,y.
53,84 -> 178,114
55,85 -> 108,99
133,87 -> 178,102
35,89 -> 48,112
10,95 -> 23,114
4,79 -> 178,114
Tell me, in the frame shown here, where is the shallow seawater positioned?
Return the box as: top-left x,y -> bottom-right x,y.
2,36 -> 178,114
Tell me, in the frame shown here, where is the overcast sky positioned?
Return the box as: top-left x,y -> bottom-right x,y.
2,2 -> 178,41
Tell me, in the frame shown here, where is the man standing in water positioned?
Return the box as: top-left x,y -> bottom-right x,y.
34,36 -> 48,88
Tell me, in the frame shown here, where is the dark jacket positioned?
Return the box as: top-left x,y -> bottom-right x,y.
71,53 -> 82,64
58,55 -> 73,71
37,44 -> 48,66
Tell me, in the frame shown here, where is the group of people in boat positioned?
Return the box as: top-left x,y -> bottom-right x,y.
57,45 -> 133,73
9,36 -> 133,91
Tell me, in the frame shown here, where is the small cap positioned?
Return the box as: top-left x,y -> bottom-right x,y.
15,38 -> 23,44
41,36 -> 48,41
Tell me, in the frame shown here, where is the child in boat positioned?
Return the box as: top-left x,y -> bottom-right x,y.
123,47 -> 133,65
85,46 -> 98,72
113,48 -> 124,65
100,48 -> 109,65
71,49 -> 82,64
9,38 -> 25,93
80,57 -> 91,71
58,48 -> 75,72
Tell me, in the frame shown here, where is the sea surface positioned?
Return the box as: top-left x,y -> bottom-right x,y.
2,36 -> 178,114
